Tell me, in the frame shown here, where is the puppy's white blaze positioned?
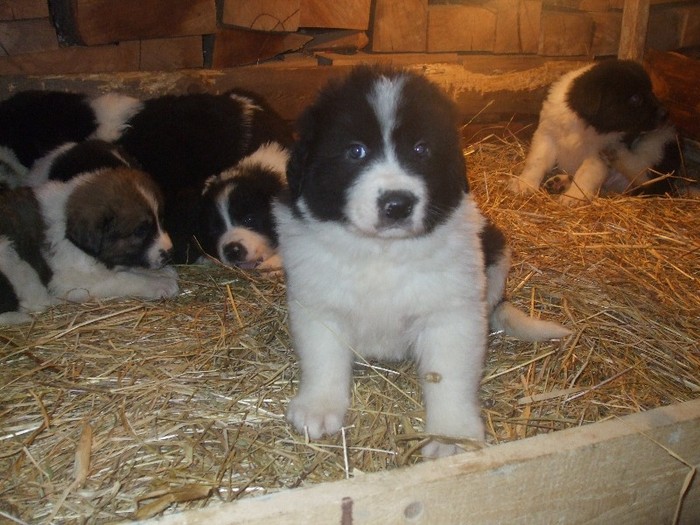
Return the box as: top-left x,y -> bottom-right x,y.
89,94 -> 143,142
135,182 -> 172,268
346,74 -> 428,237
368,74 -> 406,144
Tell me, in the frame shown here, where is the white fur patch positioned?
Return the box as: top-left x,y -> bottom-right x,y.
89,93 -> 143,142
0,236 -> 55,324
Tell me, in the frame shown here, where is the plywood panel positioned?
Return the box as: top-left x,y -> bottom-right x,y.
0,18 -> 58,56
0,0 -> 49,20
538,10 -> 594,56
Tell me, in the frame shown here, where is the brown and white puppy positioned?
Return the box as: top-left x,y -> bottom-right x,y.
274,66 -> 571,458
0,167 -> 178,324
510,59 -> 679,204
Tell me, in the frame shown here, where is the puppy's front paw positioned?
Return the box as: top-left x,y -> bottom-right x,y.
287,393 -> 349,439
134,267 -> 179,298
421,440 -> 467,459
559,187 -> 588,207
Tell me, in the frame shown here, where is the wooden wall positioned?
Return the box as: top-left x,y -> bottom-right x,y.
0,0 -> 698,75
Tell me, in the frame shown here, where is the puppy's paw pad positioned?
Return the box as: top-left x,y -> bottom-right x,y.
287,395 -> 348,439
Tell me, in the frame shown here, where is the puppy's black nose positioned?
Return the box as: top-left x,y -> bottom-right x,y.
223,241 -> 247,263
378,190 -> 417,222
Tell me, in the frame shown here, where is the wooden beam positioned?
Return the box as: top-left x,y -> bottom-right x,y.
0,56 -> 587,123
138,399 -> 700,524
618,0 -> 650,60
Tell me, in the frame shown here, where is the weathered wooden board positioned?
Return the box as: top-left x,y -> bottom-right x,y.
539,10 -> 594,56
618,0 -> 650,59
49,0 -> 217,46
212,28 -> 311,68
370,0 -> 428,52
0,40 -> 141,75
220,0 -> 301,32
140,399 -> 700,524
0,18 -> 59,56
298,0 -> 371,30
0,56 -> 587,123
139,36 -> 204,72
427,5 -> 497,52
493,0 -> 541,54
0,0 -> 49,20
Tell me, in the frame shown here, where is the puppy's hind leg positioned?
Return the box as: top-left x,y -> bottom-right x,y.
414,310 -> 487,458
510,130 -> 558,194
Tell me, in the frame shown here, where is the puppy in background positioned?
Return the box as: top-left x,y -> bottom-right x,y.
0,90 -> 141,187
510,59 -> 680,204
198,142 -> 288,271
275,66 -> 570,458
116,90 -> 293,264
0,166 -> 178,325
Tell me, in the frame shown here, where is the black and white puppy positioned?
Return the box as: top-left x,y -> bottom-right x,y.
116,90 -> 293,264
0,167 -> 178,325
510,59 -> 679,204
0,90 -> 141,187
198,142 -> 288,270
274,66 -> 570,458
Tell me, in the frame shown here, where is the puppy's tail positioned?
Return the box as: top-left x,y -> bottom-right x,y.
490,301 -> 571,342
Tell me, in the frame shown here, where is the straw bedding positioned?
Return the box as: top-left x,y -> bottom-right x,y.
1,127 -> 698,524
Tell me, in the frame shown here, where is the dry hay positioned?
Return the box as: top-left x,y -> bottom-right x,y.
1,128 -> 699,524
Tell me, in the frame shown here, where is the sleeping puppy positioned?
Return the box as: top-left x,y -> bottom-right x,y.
0,90 -> 141,187
0,167 -> 178,325
274,66 -> 570,458
510,59 -> 679,204
198,142 -> 288,270
116,90 -> 293,264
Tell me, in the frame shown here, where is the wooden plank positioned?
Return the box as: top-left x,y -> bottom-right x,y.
212,28 -> 311,68
590,11 -> 623,56
0,18 -> 59,56
139,36 -> 203,72
427,5 -> 497,52
645,49 -> 700,141
220,0 -> 300,32
679,5 -> 700,47
370,0 -> 428,52
137,399 -> 700,524
49,0 -> 217,46
618,0 -> 650,60
305,30 -> 369,52
0,0 -> 49,20
0,40 -> 140,75
494,0 -> 542,54
0,55 -> 587,123
299,0 -> 372,30
538,10 -> 594,56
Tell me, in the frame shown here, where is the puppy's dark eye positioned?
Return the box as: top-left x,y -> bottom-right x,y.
241,214 -> 257,228
629,94 -> 643,107
347,143 -> 367,160
133,221 -> 152,239
413,141 -> 430,158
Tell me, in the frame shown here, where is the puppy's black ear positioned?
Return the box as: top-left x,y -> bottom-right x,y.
566,74 -> 602,123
